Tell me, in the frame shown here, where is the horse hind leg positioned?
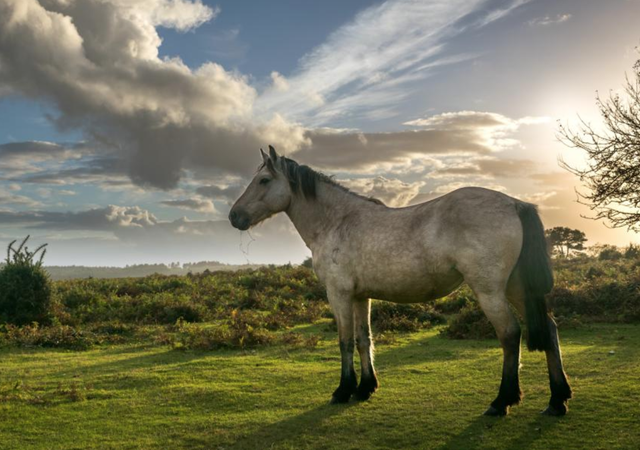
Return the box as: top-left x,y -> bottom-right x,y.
542,316 -> 572,415
507,273 -> 572,416
473,289 -> 523,416
353,299 -> 379,401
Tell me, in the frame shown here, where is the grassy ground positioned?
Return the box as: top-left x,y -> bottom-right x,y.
1,323 -> 639,450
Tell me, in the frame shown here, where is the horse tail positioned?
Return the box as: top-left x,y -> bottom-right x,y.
514,202 -> 553,352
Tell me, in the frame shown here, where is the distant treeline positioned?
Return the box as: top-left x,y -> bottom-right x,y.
0,261 -> 263,281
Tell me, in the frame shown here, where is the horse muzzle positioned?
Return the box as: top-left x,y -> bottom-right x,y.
229,208 -> 251,231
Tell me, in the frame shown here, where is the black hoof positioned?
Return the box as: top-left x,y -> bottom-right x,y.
483,405 -> 509,416
354,376 -> 378,401
354,386 -> 374,401
330,385 -> 355,404
542,403 -> 567,416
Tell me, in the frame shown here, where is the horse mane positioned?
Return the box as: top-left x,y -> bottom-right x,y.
260,157 -> 385,205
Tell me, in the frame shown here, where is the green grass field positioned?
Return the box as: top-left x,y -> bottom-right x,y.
1,323 -> 639,450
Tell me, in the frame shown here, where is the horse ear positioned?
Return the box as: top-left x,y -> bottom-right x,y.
265,157 -> 276,174
260,148 -> 269,163
268,145 -> 279,162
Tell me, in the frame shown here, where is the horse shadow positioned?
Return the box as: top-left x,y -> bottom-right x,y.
183,401 -> 356,449
437,413 -> 563,450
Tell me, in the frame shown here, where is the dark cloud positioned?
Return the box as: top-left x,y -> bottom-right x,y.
294,128 -> 491,171
292,111 -> 546,171
0,205 -> 156,231
0,0 -> 307,189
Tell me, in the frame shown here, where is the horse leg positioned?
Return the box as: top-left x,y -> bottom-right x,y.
475,291 -> 523,416
507,273 -> 572,416
328,292 -> 357,404
542,316 -> 572,416
353,299 -> 379,401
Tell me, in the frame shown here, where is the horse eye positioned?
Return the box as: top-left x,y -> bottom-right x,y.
259,177 -> 271,185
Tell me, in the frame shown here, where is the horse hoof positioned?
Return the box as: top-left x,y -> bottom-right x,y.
483,405 -> 508,416
354,380 -> 378,401
330,390 -> 352,404
354,388 -> 373,401
541,404 -> 567,416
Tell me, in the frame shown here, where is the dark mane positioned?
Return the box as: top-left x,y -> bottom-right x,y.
264,157 -> 385,205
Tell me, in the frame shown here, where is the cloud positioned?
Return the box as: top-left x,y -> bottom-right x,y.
269,71 -> 289,92
528,14 -> 572,27
0,0 -> 307,189
0,141 -> 87,175
256,0 -> 528,126
0,187 -> 42,207
339,177 -> 424,207
195,183 -> 244,203
0,204 -> 310,264
433,157 -> 538,178
293,111 -> 546,172
160,198 -> 217,213
0,0 -> 532,192
0,205 -> 157,230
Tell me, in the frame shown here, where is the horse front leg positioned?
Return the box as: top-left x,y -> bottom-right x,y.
354,298 -> 379,400
328,291 -> 357,404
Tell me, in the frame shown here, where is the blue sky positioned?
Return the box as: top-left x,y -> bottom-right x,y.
0,0 -> 639,266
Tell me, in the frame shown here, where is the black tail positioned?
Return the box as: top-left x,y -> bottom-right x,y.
515,202 -> 553,352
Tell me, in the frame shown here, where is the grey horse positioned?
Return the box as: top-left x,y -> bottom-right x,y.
229,146 -> 572,416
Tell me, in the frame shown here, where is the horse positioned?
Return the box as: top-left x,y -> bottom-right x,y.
229,146 -> 572,416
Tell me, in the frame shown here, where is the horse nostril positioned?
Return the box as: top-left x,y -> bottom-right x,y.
229,210 -> 238,222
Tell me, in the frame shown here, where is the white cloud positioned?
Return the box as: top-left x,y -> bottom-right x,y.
269,71 -> 289,92
257,0 -> 528,126
339,177 -> 424,207
528,14 -> 572,27
160,197 -> 217,214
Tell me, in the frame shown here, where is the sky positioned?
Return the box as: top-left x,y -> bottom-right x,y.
0,0 -> 639,266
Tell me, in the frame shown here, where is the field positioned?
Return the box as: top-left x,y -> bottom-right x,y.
1,324 -> 639,450
1,256 -> 640,449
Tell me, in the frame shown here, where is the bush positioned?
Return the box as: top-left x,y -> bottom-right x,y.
599,245 -> 623,261
441,302 -> 496,340
371,301 -> 445,333
0,323 -> 104,350
624,244 -> 640,260
171,315 -> 275,350
0,237 -> 54,325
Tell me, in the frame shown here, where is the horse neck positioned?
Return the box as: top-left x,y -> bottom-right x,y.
285,181 -> 370,250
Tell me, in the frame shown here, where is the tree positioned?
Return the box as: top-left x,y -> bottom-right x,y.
559,57 -> 640,231
545,227 -> 587,258
301,257 -> 313,269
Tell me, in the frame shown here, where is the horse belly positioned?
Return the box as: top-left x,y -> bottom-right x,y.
356,266 -> 463,304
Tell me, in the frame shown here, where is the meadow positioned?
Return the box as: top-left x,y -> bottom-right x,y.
1,255 -> 640,449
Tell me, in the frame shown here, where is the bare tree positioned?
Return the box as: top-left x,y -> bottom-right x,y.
559,57 -> 640,231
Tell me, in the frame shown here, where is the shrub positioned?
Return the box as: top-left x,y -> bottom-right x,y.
371,301 -> 445,333
0,323 -> 103,350
441,302 -> 496,340
171,315 -> 275,350
0,237 -> 54,325
599,245 -> 623,261
624,244 -> 640,260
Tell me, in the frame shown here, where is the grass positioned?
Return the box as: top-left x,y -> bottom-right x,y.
1,322 -> 639,450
